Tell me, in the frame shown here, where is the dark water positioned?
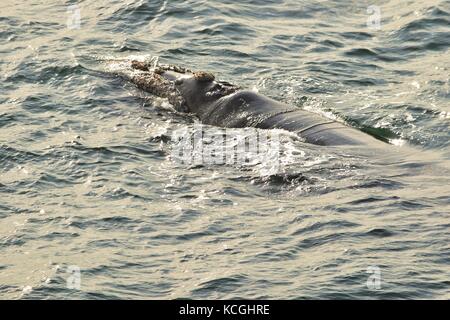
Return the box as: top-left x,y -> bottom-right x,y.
1,0 -> 449,299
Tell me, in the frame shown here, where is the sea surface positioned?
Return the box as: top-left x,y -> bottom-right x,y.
1,0 -> 449,299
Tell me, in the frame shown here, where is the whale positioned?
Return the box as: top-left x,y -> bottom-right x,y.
127,60 -> 387,147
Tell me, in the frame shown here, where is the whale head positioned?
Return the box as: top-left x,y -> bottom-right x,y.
160,69 -> 239,115
130,61 -> 238,114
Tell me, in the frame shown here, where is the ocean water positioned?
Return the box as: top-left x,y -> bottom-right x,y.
0,0 -> 449,299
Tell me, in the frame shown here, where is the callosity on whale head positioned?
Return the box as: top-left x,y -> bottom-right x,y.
130,60 -> 238,114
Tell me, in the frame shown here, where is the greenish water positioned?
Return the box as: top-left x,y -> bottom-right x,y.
0,0 -> 449,299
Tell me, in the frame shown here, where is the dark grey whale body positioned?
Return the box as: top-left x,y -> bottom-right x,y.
198,90 -> 383,146
128,61 -> 386,147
